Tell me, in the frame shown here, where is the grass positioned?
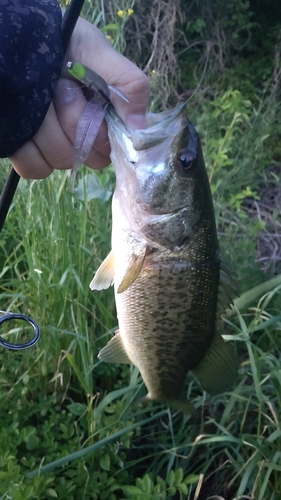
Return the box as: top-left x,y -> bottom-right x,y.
1,124 -> 281,500
1,1 -> 281,499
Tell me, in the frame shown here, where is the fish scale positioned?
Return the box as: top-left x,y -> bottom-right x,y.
117,265 -> 218,398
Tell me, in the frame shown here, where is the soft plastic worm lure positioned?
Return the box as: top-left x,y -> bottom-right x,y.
67,61 -> 129,177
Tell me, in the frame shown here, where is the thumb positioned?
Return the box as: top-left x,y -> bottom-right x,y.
107,54 -> 150,130
53,78 -> 88,144
66,19 -> 150,130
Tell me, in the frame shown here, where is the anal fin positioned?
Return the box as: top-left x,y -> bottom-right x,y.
98,331 -> 131,364
192,331 -> 239,395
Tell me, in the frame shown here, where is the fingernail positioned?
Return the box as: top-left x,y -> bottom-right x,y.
125,113 -> 147,130
54,79 -> 77,105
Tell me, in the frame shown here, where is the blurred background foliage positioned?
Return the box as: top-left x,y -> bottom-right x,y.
1,0 -> 281,499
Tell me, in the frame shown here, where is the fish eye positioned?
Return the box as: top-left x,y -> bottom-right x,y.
175,150 -> 197,177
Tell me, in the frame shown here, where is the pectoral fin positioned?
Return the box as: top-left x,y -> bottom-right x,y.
192,331 -> 238,395
117,247 -> 147,293
90,250 -> 114,290
98,331 -> 131,364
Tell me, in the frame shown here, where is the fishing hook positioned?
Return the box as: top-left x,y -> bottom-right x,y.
0,312 -> 40,350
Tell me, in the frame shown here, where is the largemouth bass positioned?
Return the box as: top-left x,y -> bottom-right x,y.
89,102 -> 238,413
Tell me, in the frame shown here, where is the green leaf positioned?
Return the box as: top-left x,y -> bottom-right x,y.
154,482 -> 166,495
177,483 -> 188,495
184,474 -> 201,485
67,402 -> 87,416
46,489 -> 58,498
142,474 -> 153,493
74,173 -> 112,203
167,470 -> 175,487
123,485 -> 144,496
100,453 -> 111,471
174,468 -> 184,485
167,486 -> 176,496
26,435 -> 39,451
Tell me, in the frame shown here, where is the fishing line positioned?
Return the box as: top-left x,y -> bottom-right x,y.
184,42 -> 210,105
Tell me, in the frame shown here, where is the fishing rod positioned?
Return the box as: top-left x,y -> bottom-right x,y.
0,0 -> 85,349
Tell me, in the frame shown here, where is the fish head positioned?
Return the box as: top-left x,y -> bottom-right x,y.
106,104 -> 213,250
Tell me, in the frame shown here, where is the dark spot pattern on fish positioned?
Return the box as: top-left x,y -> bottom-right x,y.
115,234 -> 220,400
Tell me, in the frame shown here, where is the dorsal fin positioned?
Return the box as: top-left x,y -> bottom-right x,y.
217,262 -> 239,320
192,330 -> 238,395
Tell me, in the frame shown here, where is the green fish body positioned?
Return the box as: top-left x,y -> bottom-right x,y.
90,104 -> 238,413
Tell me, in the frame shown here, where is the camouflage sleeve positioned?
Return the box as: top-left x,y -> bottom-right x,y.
0,0 -> 64,158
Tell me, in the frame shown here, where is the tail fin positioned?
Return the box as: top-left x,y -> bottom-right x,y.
141,394 -> 197,416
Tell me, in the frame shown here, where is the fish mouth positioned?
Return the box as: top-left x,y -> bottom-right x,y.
107,102 -> 193,244
131,103 -> 186,150
106,102 -> 186,151
106,103 -> 189,214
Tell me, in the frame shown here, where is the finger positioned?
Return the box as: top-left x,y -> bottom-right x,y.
32,103 -> 75,170
54,78 -> 111,164
9,140 -> 53,179
84,148 -> 111,170
110,66 -> 150,129
66,19 -> 150,127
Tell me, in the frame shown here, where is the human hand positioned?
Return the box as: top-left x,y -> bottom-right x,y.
10,17 -> 150,179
